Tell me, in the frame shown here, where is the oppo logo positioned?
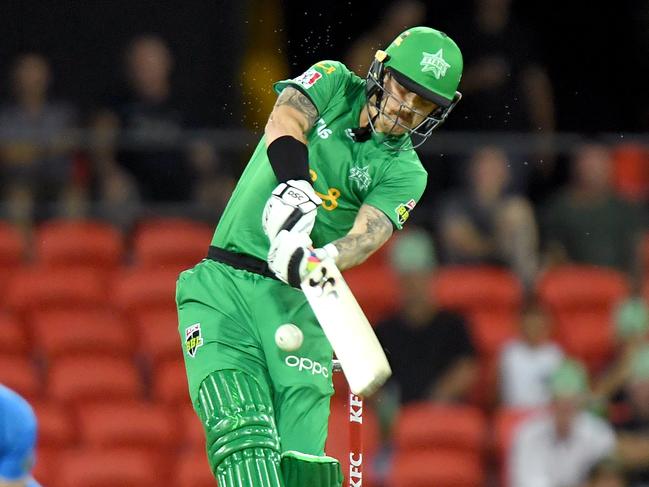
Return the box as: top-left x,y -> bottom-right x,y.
284,355 -> 330,378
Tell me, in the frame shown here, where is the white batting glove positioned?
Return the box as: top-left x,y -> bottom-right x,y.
262,180 -> 322,240
267,230 -> 338,287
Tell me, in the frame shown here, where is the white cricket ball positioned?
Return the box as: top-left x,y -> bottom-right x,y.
275,323 -> 304,352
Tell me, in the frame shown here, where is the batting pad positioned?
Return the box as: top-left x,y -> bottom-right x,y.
197,370 -> 284,486
281,451 -> 343,487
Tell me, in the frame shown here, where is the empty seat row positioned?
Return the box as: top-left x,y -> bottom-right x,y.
0,218 -> 214,270
0,355 -> 189,406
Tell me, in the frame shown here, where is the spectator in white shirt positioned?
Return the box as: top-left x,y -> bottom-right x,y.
500,302 -> 564,408
509,359 -> 617,487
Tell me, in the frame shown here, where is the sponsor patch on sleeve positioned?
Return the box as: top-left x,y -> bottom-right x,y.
395,199 -> 417,226
185,323 -> 204,358
293,68 -> 322,89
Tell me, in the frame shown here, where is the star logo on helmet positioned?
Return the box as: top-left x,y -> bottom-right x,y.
420,49 -> 450,79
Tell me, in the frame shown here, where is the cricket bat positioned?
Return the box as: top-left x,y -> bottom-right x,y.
301,258 -> 392,396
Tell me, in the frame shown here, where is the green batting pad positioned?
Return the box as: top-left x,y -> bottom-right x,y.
281,451 -> 343,487
197,370 -> 283,485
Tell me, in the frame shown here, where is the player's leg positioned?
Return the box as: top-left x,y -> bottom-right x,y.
177,261 -> 283,485
196,369 -> 284,486
256,279 -> 343,486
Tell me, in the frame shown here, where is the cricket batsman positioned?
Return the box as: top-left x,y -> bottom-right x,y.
0,384 -> 41,487
176,26 -> 463,486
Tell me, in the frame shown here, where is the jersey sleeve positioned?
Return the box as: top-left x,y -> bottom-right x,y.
363,159 -> 428,230
273,60 -> 350,116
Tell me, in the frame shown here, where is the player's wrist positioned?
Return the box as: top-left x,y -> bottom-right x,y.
313,243 -> 339,263
267,135 -> 310,183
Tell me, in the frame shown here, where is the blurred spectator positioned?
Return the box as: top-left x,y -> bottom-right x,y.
344,0 -> 426,76
0,53 -> 80,230
509,359 -> 616,487
581,458 -> 628,487
375,228 -> 478,409
0,384 -> 41,487
542,143 -> 644,273
447,0 -> 555,133
92,35 -> 202,205
499,301 -> 564,408
444,0 -> 557,197
613,345 -> 649,486
593,297 -> 649,405
437,145 -> 539,287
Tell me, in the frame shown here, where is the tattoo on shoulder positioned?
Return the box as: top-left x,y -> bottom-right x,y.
276,87 -> 318,127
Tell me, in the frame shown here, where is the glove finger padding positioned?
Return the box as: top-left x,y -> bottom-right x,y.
263,180 -> 322,239
267,230 -> 319,287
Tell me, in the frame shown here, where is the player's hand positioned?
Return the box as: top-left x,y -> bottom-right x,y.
262,180 -> 322,240
267,230 -> 338,287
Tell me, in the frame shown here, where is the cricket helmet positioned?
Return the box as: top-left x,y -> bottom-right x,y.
365,26 -> 463,149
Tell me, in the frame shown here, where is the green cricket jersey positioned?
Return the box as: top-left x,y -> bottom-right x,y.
211,60 -> 428,261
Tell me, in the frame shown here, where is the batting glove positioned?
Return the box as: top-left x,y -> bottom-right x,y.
262,180 -> 322,240
267,229 -> 338,287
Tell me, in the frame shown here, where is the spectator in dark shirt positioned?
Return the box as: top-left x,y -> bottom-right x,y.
446,0 -> 555,134
92,35 -> 194,204
0,53 -> 79,229
542,143 -> 643,273
375,228 -> 478,406
437,145 -> 539,287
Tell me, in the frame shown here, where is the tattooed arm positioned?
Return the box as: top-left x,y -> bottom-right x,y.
265,86 -> 319,145
331,204 -> 394,271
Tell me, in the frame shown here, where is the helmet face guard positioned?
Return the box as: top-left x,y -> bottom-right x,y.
363,27 -> 464,150
365,58 -> 462,150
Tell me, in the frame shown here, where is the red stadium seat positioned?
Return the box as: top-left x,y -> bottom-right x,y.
175,451 -> 216,487
111,267 -> 180,316
153,359 -> 191,405
77,402 -> 177,451
612,143 -> 649,201
387,450 -> 484,487
467,310 -> 518,357
180,403 -> 205,450
35,219 -> 124,270
537,265 -> 629,314
134,307 -> 183,365
0,222 -> 25,268
553,311 -> 615,372
33,447 -> 59,486
47,356 -> 142,405
0,313 -> 28,356
393,403 -> 487,454
32,309 -> 132,360
344,264 -> 401,324
432,266 -> 523,314
0,356 -> 41,401
133,218 -> 213,269
32,400 -> 77,449
56,448 -> 161,487
5,267 -> 106,314
326,397 -> 381,487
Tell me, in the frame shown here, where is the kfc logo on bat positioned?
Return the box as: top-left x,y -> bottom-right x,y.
294,68 -> 322,89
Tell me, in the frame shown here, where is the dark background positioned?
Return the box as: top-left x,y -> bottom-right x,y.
0,0 -> 647,131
